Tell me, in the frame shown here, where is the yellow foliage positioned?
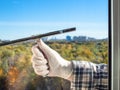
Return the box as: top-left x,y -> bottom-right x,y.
67,44 -> 72,50
0,68 -> 3,76
7,67 -> 19,85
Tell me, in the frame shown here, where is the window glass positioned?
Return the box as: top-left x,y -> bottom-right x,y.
0,0 -> 108,90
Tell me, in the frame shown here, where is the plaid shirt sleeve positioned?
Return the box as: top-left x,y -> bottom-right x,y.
71,61 -> 108,90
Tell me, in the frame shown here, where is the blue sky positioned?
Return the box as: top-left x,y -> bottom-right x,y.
0,0 -> 108,40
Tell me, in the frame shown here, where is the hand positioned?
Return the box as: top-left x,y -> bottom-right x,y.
31,39 -> 73,80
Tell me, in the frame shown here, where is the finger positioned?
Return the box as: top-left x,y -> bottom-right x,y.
33,65 -> 48,71
34,69 -> 49,76
31,55 -> 48,64
32,55 -> 47,61
32,59 -> 48,66
32,45 -> 45,58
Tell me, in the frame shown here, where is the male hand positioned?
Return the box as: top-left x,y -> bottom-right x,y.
31,39 -> 73,80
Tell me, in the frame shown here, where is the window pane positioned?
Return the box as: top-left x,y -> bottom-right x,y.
0,0 -> 109,90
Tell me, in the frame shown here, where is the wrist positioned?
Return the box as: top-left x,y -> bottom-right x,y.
59,60 -> 73,80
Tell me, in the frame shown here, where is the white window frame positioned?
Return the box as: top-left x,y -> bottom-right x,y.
111,0 -> 120,90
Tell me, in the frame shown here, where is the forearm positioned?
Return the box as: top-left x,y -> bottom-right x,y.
70,60 -> 108,89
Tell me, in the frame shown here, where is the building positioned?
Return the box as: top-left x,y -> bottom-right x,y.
73,36 -> 87,42
87,37 -> 96,41
66,35 -> 72,42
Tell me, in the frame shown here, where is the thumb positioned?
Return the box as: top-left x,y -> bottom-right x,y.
36,39 -> 66,68
37,39 -> 61,60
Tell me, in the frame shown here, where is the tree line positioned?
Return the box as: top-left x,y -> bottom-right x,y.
0,41 -> 108,90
